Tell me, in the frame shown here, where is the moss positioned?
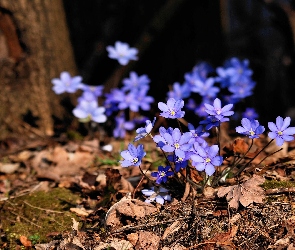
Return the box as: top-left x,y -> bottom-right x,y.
261,179 -> 295,190
0,188 -> 81,249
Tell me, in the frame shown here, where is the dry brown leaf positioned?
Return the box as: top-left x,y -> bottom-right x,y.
105,197 -> 157,227
105,168 -> 134,192
20,235 -> 32,247
135,231 -> 160,250
232,138 -> 249,155
209,225 -> 238,244
162,220 -> 182,240
70,207 -> 93,217
218,174 -> 265,209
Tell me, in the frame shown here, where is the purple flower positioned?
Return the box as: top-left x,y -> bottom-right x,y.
190,143 -> 223,176
113,115 -> 135,139
204,98 -> 234,121
185,98 -> 197,111
184,71 -> 204,93
167,153 -> 191,172
191,77 -> 220,99
117,91 -> 140,112
188,123 -> 209,144
120,144 -> 146,167
106,41 -> 138,65
167,82 -> 191,100
122,71 -> 150,92
158,98 -> 185,119
236,118 -> 265,139
268,116 -> 295,146
216,58 -> 253,88
135,86 -> 154,111
72,100 -> 107,123
160,128 -> 192,158
51,71 -> 82,94
200,116 -> 224,130
134,117 -> 156,142
242,108 -> 259,120
228,79 -> 255,99
195,102 -> 208,117
192,61 -> 214,79
79,84 -> 104,97
151,166 -> 174,184
142,187 -> 171,205
153,127 -> 173,148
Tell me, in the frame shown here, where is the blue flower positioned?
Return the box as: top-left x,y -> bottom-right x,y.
236,118 -> 265,139
191,77 -> 220,99
228,79 -> 255,99
153,127 -> 173,148
185,98 -> 197,111
200,116 -> 224,130
106,41 -> 138,65
268,116 -> 295,146
51,71 -> 82,94
160,128 -> 192,158
141,187 -> 171,205
151,166 -> 174,184
134,117 -> 156,142
216,57 -> 253,88
72,100 -> 107,123
117,91 -> 140,112
190,142 -> 223,176
188,123 -> 209,144
79,84 -> 104,97
167,153 -> 191,172
158,98 -> 185,119
120,144 -> 146,167
167,82 -> 191,100
135,86 -> 154,111
242,108 -> 259,120
204,98 -> 234,121
113,115 -> 135,139
194,102 -> 208,117
122,71 -> 150,92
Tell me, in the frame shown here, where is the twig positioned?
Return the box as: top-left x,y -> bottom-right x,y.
8,209 -> 41,228
111,216 -> 191,233
265,187 -> 295,195
23,201 -> 65,214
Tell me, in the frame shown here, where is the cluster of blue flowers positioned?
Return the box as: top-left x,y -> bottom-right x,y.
52,72 -> 107,123
120,97 -> 295,204
51,41 -> 295,205
168,58 -> 258,120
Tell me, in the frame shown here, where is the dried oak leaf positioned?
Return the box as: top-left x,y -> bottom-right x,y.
217,174 -> 265,209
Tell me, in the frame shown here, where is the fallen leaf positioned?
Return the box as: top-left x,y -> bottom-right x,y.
162,220 -> 182,240
20,235 -> 32,247
135,231 -> 160,250
0,163 -> 20,174
70,207 -> 93,217
218,174 -> 265,209
105,197 -> 157,227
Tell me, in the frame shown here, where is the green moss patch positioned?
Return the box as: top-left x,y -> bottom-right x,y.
0,188 -> 80,248
261,179 -> 295,190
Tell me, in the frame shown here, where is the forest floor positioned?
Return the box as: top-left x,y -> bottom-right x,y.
1,127 -> 295,250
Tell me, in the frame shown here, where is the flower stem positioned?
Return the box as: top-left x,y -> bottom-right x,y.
234,139 -> 274,177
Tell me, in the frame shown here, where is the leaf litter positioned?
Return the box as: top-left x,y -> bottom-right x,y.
1,134 -> 295,249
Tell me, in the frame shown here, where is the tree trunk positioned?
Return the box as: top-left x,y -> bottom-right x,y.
0,0 -> 77,138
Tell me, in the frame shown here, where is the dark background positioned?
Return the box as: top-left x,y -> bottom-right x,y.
63,0 -> 295,124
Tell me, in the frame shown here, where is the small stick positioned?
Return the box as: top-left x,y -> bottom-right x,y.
23,201 -> 65,214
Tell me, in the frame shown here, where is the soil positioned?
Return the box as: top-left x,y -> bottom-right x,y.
0,132 -> 295,250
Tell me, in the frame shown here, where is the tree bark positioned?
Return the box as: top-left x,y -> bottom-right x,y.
0,0 -> 77,138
